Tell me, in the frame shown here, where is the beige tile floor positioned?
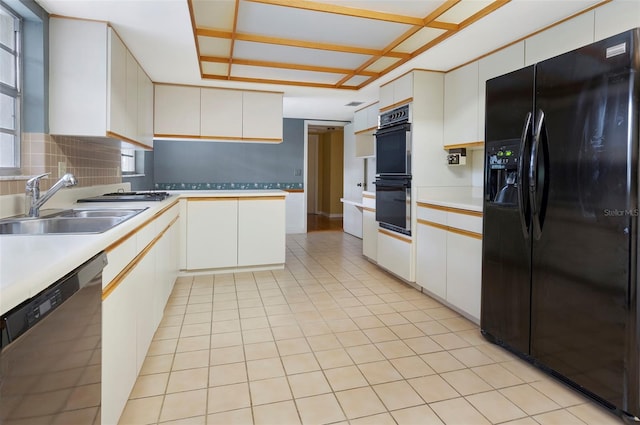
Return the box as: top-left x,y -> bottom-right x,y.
119,231 -> 624,425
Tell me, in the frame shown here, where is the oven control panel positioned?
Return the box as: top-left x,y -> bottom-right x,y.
379,104 -> 410,128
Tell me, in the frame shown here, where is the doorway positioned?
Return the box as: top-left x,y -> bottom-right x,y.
304,121 -> 347,232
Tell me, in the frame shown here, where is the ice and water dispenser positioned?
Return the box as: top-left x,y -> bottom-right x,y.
486,140 -> 521,205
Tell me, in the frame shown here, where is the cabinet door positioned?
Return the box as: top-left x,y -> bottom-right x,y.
49,18 -> 108,137
186,199 -> 238,269
125,50 -> 139,140
377,230 -> 413,281
242,91 -> 283,141
102,273 -> 137,425
154,85 -> 201,137
416,222 -> 447,300
594,1 -> 640,41
478,42 -> 525,139
353,107 -> 368,133
366,103 -> 379,129
446,232 -> 482,321
393,73 -> 413,105
107,28 -> 127,138
444,62 -> 479,146
525,12 -> 595,65
362,209 -> 378,261
238,198 -> 286,266
134,248 -> 156,372
137,68 -> 154,147
201,88 -> 243,139
379,83 -> 395,110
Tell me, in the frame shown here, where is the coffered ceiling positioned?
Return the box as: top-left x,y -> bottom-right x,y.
36,0 -> 612,120
190,0 -> 509,89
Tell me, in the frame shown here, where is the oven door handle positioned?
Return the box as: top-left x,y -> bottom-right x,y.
374,122 -> 411,136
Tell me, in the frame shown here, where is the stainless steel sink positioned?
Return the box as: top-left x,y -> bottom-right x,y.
53,208 -> 146,218
0,208 -> 148,235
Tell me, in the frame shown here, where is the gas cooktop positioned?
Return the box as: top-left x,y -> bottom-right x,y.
77,191 -> 171,202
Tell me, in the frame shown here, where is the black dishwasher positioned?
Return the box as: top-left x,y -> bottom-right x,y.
0,252 -> 107,424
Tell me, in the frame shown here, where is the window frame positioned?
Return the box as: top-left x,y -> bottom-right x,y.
0,1 -> 21,175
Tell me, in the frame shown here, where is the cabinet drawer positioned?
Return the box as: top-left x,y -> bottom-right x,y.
103,236 -> 137,288
417,205 -> 447,225
447,212 -> 482,234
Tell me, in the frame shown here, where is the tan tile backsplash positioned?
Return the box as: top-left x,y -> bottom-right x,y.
0,134 -> 122,195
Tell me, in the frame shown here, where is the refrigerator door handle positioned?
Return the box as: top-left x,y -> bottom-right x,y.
529,109 -> 545,240
518,112 -> 532,239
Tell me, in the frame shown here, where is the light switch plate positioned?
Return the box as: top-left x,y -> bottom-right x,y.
58,161 -> 66,177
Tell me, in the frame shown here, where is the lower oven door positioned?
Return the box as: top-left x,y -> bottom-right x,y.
375,176 -> 411,235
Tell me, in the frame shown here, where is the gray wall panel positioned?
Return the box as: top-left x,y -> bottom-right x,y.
153,118 -> 305,184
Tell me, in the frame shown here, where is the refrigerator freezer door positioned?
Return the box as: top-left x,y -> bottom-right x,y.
531,29 -> 637,414
481,65 -> 535,355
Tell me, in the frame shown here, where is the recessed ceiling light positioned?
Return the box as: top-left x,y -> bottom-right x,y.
345,101 -> 364,107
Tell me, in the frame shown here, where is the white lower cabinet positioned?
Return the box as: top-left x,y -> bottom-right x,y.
186,199 -> 238,270
185,196 -> 286,271
446,231 -> 482,320
238,198 -> 286,266
416,204 -> 482,322
377,229 -> 413,282
362,209 -> 378,261
102,204 -> 180,425
416,222 -> 447,300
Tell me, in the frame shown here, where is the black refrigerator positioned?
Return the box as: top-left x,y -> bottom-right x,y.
481,28 -> 640,419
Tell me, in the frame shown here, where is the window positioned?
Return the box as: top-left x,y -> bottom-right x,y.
121,149 -> 144,175
0,3 -> 20,171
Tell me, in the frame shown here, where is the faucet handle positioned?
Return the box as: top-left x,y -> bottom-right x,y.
26,173 -> 50,188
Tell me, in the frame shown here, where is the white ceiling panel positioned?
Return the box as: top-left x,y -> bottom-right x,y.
233,40 -> 373,70
231,64 -> 345,85
236,1 -> 411,50
365,57 -> 400,73
394,27 -> 447,53
202,62 -> 229,76
438,0 -> 494,24
192,0 -> 236,30
311,0 -> 445,17
341,75 -> 371,88
197,36 -> 231,57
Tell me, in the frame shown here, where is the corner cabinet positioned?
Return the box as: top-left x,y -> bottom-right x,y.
184,195 -> 286,272
155,85 -> 283,143
49,18 -> 153,148
416,202 -> 482,322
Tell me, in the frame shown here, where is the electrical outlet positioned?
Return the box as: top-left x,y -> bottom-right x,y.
294,168 -> 302,177
58,161 -> 66,177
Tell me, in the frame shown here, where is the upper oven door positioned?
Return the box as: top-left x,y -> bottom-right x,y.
375,122 -> 411,175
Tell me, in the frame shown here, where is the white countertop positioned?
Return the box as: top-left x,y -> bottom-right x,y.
0,190 -> 287,315
416,187 -> 484,212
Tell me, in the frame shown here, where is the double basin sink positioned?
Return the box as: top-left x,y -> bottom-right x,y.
0,207 -> 148,235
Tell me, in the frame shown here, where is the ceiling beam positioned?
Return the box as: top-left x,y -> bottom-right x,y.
202,73 -> 359,90
196,28 -> 411,58
228,0 -> 241,79
202,55 -> 378,77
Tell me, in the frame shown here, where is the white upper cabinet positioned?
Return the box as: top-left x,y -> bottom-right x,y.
201,88 -> 242,139
444,62 -> 479,147
154,85 -> 201,137
155,85 -> 283,142
242,91 -> 283,141
594,0 -> 640,41
353,102 -> 378,157
137,67 -> 154,147
477,42 -> 525,140
379,72 -> 413,110
49,18 -> 153,148
525,11 -> 595,65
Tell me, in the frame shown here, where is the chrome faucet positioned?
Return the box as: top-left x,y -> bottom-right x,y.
25,173 -> 78,217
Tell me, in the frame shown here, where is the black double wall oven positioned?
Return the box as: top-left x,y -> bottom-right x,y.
375,104 -> 412,236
